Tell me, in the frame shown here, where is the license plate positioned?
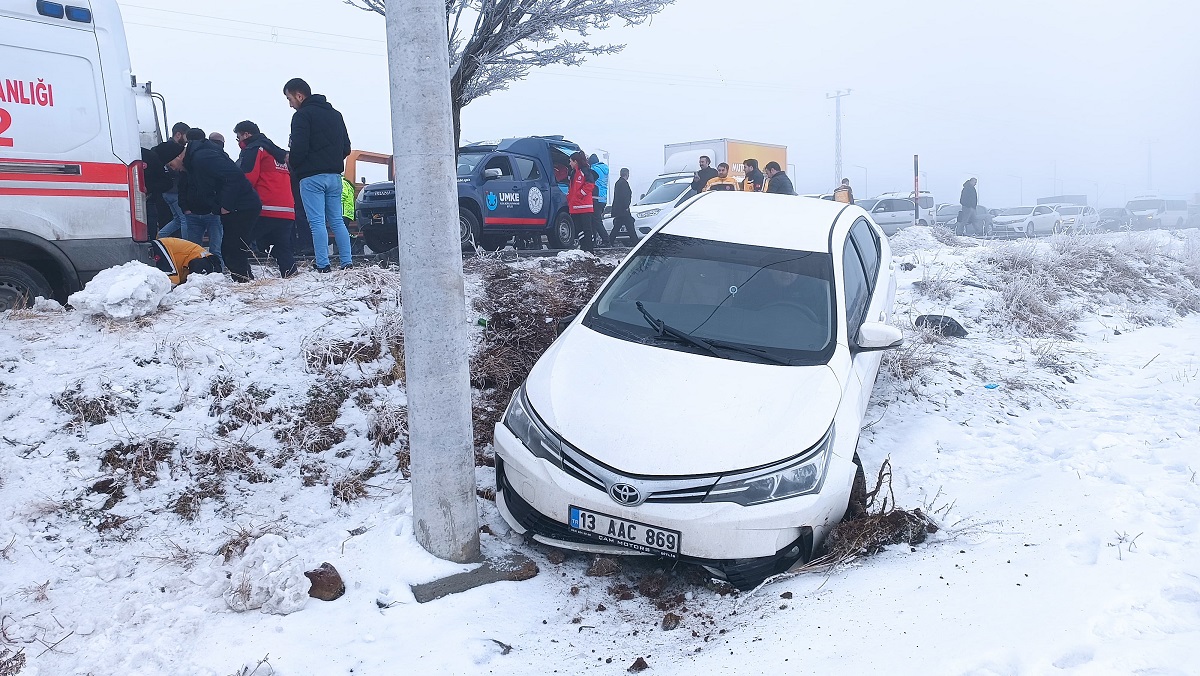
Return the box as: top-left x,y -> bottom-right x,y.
568,505 -> 681,556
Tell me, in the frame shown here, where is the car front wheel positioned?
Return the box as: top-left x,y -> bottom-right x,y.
460,208 -> 481,249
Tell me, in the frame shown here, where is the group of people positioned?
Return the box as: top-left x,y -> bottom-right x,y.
565,150 -> 643,251
693,156 -> 796,195
144,78 -> 357,284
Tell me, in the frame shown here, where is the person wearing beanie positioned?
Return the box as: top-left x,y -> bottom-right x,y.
152,122 -> 191,238
588,153 -> 609,249
177,128 -> 224,261
168,135 -> 263,282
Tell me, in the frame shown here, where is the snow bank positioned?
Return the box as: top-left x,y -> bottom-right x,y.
224,534 -> 311,615
67,260 -> 172,319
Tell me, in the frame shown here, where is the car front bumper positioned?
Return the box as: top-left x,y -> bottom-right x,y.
493,423 -> 849,588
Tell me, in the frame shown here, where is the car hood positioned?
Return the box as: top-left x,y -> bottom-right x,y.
993,215 -> 1030,224
523,324 -> 844,476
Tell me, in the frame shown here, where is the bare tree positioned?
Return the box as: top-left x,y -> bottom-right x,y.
346,0 -> 675,146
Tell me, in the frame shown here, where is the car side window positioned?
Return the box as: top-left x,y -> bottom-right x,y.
1034,206 -> 1049,215
849,218 -> 881,288
843,237 -> 871,339
484,156 -> 514,180
513,157 -> 540,181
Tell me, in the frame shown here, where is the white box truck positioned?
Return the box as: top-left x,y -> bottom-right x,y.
1,0 -> 162,310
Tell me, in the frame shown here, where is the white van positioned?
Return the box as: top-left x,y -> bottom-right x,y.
0,0 -> 161,311
1125,196 -> 1189,230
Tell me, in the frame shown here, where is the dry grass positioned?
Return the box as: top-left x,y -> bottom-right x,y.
330,460 -> 382,505
367,403 -> 408,450
100,438 -> 175,489
465,255 -> 616,453
217,519 -> 286,563
53,383 -> 127,429
881,324 -> 947,395
17,581 -> 50,604
0,647 -> 26,676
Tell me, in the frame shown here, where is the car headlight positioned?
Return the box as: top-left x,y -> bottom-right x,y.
502,386 -> 562,465
635,208 -> 661,219
1064,217 -> 1076,223
704,427 -> 834,506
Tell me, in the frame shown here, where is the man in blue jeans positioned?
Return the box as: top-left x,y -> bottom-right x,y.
152,122 -> 191,238
283,78 -> 353,272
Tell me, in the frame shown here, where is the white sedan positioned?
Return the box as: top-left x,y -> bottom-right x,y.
990,205 -> 1062,237
603,175 -> 695,242
1053,205 -> 1100,234
494,192 -> 901,589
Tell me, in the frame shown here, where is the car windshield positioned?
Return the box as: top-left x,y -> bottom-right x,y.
998,207 -> 1034,216
456,152 -> 488,176
1057,207 -> 1082,215
856,199 -> 879,211
1099,208 -> 1125,217
640,181 -> 692,205
937,204 -> 959,214
1127,200 -> 1164,211
582,234 -> 836,366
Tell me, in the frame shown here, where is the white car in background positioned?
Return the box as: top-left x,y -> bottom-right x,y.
991,205 -> 1061,237
605,176 -> 696,241
495,192 -> 901,589
1053,205 -> 1100,234
866,197 -> 918,235
875,191 -> 937,226
1126,196 -> 1189,230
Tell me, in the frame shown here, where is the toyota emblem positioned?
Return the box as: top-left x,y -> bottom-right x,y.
608,483 -> 642,506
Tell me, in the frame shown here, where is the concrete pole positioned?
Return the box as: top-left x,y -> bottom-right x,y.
385,0 -> 480,562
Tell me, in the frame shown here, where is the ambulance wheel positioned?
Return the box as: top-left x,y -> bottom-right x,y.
0,259 -> 54,312
548,211 -> 574,250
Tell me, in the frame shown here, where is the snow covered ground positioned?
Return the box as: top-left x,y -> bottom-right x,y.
1,228 -> 1198,675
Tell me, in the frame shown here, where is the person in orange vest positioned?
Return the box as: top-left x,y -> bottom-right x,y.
833,178 -> 855,203
742,158 -> 765,192
703,163 -> 741,192
149,237 -> 222,285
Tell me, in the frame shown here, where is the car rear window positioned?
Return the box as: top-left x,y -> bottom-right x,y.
584,234 -> 837,366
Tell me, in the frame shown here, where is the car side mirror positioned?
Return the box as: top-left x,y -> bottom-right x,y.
872,206 -> 885,213
483,168 -> 503,180
555,313 -> 578,337
640,193 -> 646,199
855,322 -> 904,352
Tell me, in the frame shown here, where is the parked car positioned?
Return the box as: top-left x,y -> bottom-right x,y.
1126,196 -> 1189,230
1188,204 -> 1200,228
948,205 -> 994,236
866,197 -> 918,235
936,203 -> 961,226
357,135 -> 581,252
990,205 -> 1061,237
875,191 -> 936,226
855,199 -> 879,212
1054,205 -> 1100,234
494,192 -> 901,589
603,176 -> 696,241
1097,207 -> 1133,231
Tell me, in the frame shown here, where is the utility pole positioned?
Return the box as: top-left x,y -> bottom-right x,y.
827,90 -> 851,190
385,0 -> 480,563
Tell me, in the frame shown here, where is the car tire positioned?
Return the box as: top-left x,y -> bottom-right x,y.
1177,219 -> 1185,229
918,219 -> 928,227
0,259 -> 55,312
843,451 -> 868,521
1025,222 -> 1034,237
460,208 -> 481,250
361,225 -> 397,254
548,211 -> 574,250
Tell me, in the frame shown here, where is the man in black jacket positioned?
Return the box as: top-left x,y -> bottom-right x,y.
152,122 -> 191,238
607,168 -> 636,246
690,155 -> 718,194
284,77 -> 353,272
958,178 -> 979,232
742,159 -> 765,192
169,137 -> 262,282
763,162 -> 796,196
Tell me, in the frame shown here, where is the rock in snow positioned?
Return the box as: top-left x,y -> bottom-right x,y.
225,534 -> 311,615
67,260 -> 172,320
305,562 -> 347,601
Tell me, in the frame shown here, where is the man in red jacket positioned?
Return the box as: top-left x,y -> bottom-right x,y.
234,121 -> 297,277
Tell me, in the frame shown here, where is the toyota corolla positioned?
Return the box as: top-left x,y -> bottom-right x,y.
493,191 -> 900,588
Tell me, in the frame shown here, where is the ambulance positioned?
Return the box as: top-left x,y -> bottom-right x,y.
0,0 -> 162,310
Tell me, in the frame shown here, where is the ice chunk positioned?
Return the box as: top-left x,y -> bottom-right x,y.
224,534 -> 311,615
67,261 -> 172,320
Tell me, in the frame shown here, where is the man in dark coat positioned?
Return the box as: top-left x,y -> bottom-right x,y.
607,168 -> 636,246
763,162 -> 796,196
742,158 -> 765,192
959,178 -> 979,232
284,77 -> 353,272
169,136 -> 262,282
152,122 -> 191,238
690,155 -> 718,194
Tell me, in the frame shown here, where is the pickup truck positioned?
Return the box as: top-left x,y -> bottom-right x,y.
356,136 -> 582,251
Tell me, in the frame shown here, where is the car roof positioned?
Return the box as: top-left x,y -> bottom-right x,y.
658,192 -> 850,253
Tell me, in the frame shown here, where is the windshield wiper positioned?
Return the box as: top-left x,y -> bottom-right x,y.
635,302 -> 792,366
636,301 -> 724,359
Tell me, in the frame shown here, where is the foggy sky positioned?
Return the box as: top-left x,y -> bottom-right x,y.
119,0 -> 1200,207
